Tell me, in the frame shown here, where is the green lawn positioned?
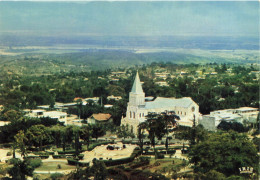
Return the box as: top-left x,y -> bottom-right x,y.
35,161 -> 76,171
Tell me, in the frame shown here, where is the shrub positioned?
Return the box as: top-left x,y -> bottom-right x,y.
50,173 -> 64,180
57,164 -> 61,169
6,152 -> 11,156
29,158 -> 42,168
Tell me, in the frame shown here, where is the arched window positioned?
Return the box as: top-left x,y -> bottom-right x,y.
140,113 -> 141,117
130,111 -> 132,118
133,112 -> 135,119
192,106 -> 195,112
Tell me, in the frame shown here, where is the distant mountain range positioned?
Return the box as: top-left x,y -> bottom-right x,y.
0,35 -> 258,50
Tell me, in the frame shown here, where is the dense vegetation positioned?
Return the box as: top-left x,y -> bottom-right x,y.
0,62 -> 258,115
0,53 -> 259,179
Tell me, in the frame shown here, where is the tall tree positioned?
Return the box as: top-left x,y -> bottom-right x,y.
14,130 -> 28,158
161,111 -> 179,154
80,125 -> 93,148
137,122 -> 146,154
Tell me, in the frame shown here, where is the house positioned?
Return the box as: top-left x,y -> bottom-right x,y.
88,113 -> 112,124
121,72 -> 200,134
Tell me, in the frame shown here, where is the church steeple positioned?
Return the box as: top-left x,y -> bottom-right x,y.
129,71 -> 145,106
131,71 -> 144,94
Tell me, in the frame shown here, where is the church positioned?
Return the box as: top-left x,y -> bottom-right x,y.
121,72 -> 200,134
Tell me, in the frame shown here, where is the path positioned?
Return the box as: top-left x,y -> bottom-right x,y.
35,143 -> 137,174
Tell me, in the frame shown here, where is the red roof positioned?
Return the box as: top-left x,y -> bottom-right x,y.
92,113 -> 112,121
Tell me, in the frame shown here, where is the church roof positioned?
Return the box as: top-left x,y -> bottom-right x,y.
144,97 -> 194,109
131,72 -> 144,94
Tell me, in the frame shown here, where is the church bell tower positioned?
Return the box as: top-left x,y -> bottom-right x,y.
129,72 -> 145,106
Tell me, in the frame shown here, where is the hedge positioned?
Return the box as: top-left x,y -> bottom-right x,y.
25,156 -> 41,159
53,155 -> 66,159
102,148 -> 141,167
143,149 -> 176,155
130,160 -> 149,169
67,158 -> 89,167
33,152 -> 53,156
67,148 -> 141,167
40,155 -> 49,159
57,150 -> 84,155
87,141 -> 113,151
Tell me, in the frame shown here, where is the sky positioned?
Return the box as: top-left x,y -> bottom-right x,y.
0,1 -> 258,37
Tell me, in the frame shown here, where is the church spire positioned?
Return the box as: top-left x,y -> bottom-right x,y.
131,71 -> 143,93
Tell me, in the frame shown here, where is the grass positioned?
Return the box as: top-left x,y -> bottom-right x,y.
35,161 -> 76,171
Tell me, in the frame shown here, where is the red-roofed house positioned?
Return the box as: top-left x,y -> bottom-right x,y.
88,113 -> 113,124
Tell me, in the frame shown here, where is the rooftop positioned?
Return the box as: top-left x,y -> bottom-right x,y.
144,97 -> 194,109
92,113 -> 112,121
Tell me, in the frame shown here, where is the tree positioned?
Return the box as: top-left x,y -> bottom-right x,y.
137,122 -> 146,154
217,121 -> 248,133
50,125 -> 65,148
161,111 -> 179,154
14,130 -> 28,158
144,112 -> 167,156
80,125 -> 93,148
189,131 -> 258,176
91,160 -> 108,180
73,126 -> 81,156
26,125 -> 52,151
91,124 -> 105,141
8,158 -> 34,180
117,124 -> 135,140
175,124 -> 208,146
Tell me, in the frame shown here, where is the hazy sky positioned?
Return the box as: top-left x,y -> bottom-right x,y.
0,1 -> 258,37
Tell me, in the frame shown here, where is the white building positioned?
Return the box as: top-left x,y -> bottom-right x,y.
121,72 -> 200,134
199,107 -> 259,131
24,109 -> 68,125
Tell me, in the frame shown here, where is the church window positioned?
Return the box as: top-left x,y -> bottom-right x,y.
133,112 -> 135,119
143,113 -> 144,117
192,106 -> 195,112
185,112 -> 186,115
140,113 -> 141,117
130,111 -> 132,118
